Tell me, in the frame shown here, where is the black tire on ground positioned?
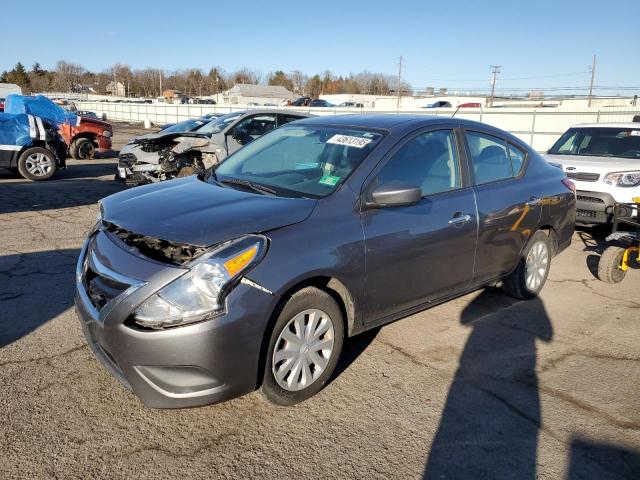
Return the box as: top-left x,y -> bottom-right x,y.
597,245 -> 627,284
17,147 -> 57,181
70,138 -> 95,160
502,230 -> 552,300
261,287 -> 345,406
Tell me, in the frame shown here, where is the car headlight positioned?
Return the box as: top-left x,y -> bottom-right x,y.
103,130 -> 112,138
603,171 -> 640,187
133,235 -> 267,329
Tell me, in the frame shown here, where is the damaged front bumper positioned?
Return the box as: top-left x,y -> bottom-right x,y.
75,228 -> 279,408
116,136 -> 226,186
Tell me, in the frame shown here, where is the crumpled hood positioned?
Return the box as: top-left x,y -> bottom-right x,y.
544,154 -> 639,171
132,131 -> 209,144
100,176 -> 317,247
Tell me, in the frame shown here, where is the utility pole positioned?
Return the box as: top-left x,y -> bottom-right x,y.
159,69 -> 163,97
489,65 -> 501,107
396,56 -> 403,109
588,54 -> 596,108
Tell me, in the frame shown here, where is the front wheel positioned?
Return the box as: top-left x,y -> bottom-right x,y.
70,138 -> 95,159
597,245 -> 627,284
503,230 -> 551,299
17,147 -> 58,181
261,287 -> 344,406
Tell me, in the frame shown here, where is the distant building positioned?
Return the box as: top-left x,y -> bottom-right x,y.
161,89 -> 188,104
106,81 -> 126,96
223,84 -> 297,105
0,83 -> 22,98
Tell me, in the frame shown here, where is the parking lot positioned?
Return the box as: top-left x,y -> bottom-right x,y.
0,124 -> 639,479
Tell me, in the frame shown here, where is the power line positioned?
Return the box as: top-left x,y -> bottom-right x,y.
396,56 -> 403,109
588,54 -> 596,107
488,65 -> 501,107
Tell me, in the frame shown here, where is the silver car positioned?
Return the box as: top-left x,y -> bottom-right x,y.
117,110 -> 311,185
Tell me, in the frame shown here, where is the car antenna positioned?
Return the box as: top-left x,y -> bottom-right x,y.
451,105 -> 461,118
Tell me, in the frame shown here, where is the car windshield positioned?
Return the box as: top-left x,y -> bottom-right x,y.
211,125 -> 384,198
549,127 -> 640,159
162,118 -> 208,133
195,111 -> 244,134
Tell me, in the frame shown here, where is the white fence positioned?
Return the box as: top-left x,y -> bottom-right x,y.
76,101 -> 640,152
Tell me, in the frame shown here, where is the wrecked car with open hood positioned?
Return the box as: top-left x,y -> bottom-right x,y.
117,109 -> 311,185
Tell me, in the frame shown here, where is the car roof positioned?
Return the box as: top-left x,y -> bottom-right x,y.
236,108 -> 312,117
292,114 -> 490,130
570,122 -> 640,129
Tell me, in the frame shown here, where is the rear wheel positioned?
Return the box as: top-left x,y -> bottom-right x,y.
503,230 -> 551,299
597,245 -> 627,284
261,287 -> 344,406
70,138 -> 95,159
17,147 -> 57,181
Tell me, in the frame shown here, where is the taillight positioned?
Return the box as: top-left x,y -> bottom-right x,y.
562,178 -> 576,192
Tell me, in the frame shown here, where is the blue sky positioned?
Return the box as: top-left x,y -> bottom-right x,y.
3,0 -> 639,95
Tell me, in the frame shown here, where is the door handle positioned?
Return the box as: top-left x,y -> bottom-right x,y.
448,214 -> 472,226
526,196 -> 541,207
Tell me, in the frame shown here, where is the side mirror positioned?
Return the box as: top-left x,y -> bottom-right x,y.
368,181 -> 422,208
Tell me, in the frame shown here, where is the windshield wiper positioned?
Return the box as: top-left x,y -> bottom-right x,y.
219,177 -> 278,196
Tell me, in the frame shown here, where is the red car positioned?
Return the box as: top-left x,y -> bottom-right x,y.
458,102 -> 482,108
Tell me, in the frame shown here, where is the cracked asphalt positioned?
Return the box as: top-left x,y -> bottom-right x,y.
1,123 -> 639,479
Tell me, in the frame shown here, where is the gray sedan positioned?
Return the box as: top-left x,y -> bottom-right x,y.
77,115 -> 575,408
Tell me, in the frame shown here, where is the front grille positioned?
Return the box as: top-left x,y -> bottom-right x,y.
118,153 -> 137,167
566,172 -> 600,182
576,194 -> 605,204
577,209 -> 597,219
84,265 -> 130,310
576,208 -> 609,223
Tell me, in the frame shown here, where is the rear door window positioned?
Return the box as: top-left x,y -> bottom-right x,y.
466,131 -> 513,184
508,144 -> 527,176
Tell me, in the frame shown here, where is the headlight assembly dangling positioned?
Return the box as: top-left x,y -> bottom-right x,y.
133,235 -> 268,330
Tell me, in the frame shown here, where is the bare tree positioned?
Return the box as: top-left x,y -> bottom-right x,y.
53,60 -> 86,92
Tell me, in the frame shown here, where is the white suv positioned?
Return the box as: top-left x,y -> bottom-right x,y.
545,123 -> 640,224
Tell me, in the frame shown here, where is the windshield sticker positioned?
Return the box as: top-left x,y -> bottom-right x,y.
319,175 -> 341,186
327,134 -> 372,148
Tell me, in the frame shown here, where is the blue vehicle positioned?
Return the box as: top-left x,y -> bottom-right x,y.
0,112 -> 67,180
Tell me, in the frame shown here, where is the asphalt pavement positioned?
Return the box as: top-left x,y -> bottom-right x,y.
0,123 -> 638,479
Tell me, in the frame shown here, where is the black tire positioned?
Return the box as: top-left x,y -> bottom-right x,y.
597,245 -> 627,284
17,147 -> 57,181
503,230 -> 551,299
261,287 -> 345,406
70,138 -> 95,160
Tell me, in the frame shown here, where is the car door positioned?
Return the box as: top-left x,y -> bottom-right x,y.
361,128 -> 478,323
226,113 -> 278,154
464,130 -> 542,285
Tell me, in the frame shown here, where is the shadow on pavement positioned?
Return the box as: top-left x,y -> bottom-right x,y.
567,436 -> 640,479
424,288 -> 553,479
0,248 -> 80,347
575,226 -> 609,279
331,326 -> 381,382
0,166 -> 125,214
